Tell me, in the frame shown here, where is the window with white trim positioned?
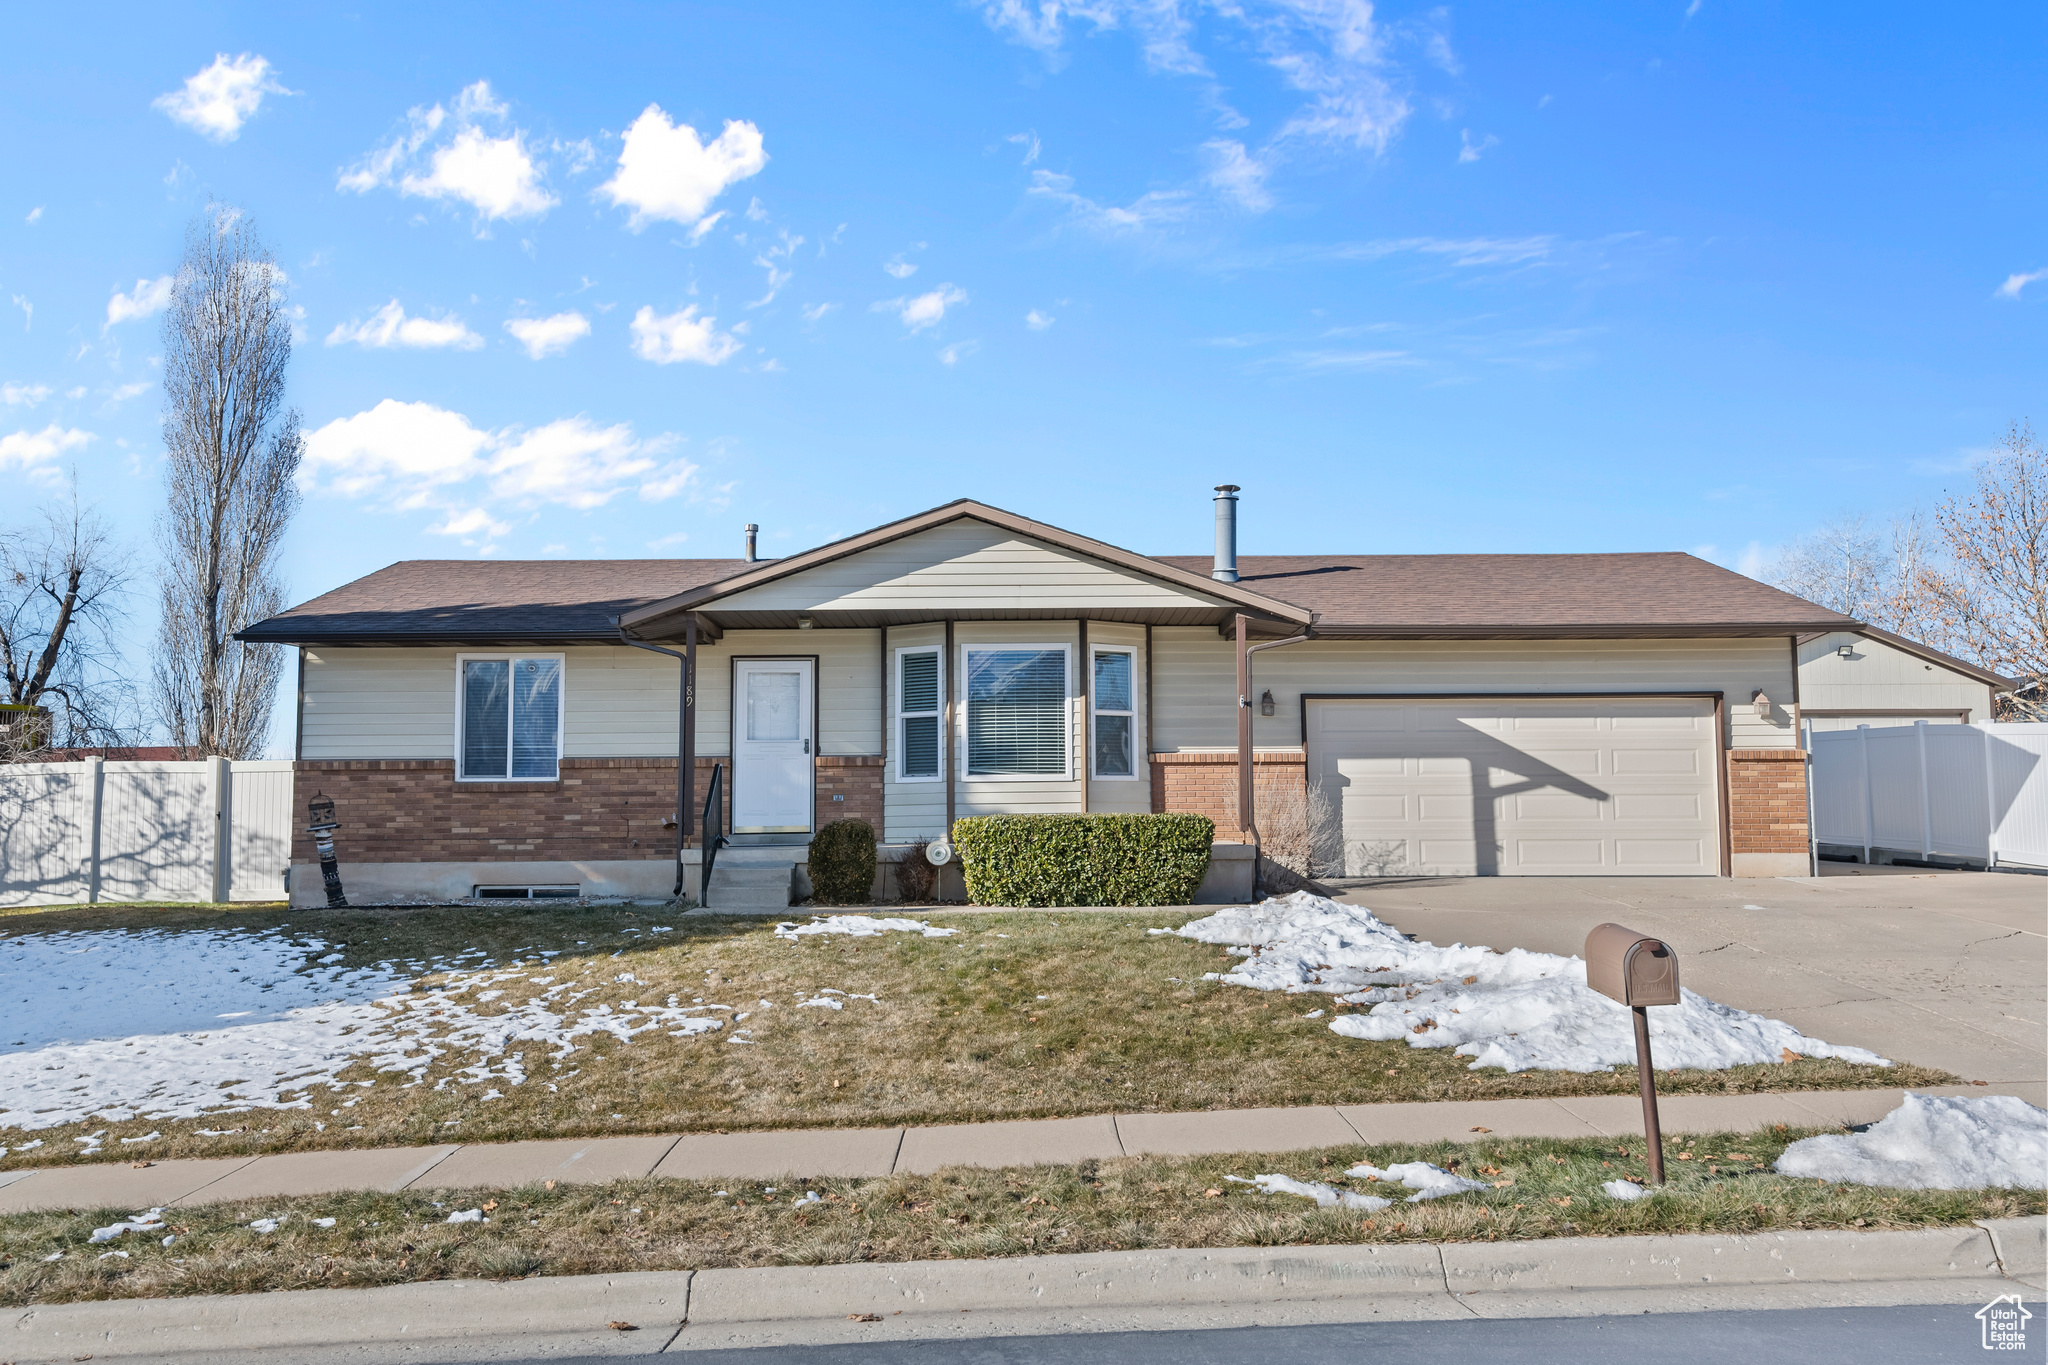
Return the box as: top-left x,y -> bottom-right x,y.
896,647 -> 942,780
965,645 -> 1069,778
1091,647 -> 1136,778
458,655 -> 563,780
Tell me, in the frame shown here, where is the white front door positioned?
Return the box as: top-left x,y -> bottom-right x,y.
732,658 -> 815,834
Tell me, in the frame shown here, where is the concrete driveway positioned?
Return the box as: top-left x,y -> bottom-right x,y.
1333,866 -> 2045,1101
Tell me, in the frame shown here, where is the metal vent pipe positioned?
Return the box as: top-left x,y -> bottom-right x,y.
744,523 -> 759,562
1212,485 -> 1240,582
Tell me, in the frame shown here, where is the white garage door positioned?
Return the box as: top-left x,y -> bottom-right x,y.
1308,697 -> 1720,877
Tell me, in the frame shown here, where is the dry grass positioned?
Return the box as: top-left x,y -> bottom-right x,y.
3,1127 -> 2037,1306
0,901 -> 1950,1171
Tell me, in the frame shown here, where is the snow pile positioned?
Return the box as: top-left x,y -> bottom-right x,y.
1603,1180 -> 1650,1201
1345,1160 -> 1490,1202
776,915 -> 957,940
1774,1093 -> 2048,1189
0,929 -> 734,1133
1156,893 -> 1889,1074
90,1209 -> 166,1243
1227,1173 -> 1390,1211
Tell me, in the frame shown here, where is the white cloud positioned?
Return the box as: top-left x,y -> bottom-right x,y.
1027,169 -> 1190,232
802,302 -> 838,323
937,340 -> 978,365
24,206 -> 42,225
0,424 -> 92,482
750,230 -> 804,307
10,296 -> 27,331
339,82 -> 554,225
153,54 -> 288,142
1203,139 -> 1272,211
629,305 -> 743,365
505,312 -> 591,359
884,256 -> 918,280
599,104 -> 767,230
1995,269 -> 2048,300
1008,130 -> 1041,164
1,382 -> 50,406
302,399 -> 693,530
325,300 -> 484,351
1458,129 -> 1499,163
1025,309 -> 1055,330
105,276 -> 173,330
1735,541 -> 1769,579
878,285 -> 968,332
648,531 -> 690,549
745,196 -> 769,222
106,382 -> 150,405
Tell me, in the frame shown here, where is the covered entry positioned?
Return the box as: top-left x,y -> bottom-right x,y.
1307,696 -> 1723,876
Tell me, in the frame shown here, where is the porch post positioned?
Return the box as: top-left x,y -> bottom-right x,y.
682,615 -> 697,840
1235,613 -> 1251,839
1078,618 -> 1089,812
944,618 -> 956,835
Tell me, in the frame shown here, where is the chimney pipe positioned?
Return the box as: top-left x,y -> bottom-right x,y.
744,523 -> 759,562
1211,485 -> 1240,583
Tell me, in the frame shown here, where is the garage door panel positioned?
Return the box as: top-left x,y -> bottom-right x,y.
1312,697 -> 1720,878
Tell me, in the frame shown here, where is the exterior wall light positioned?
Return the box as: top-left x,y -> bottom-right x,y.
1751,689 -> 1771,719
796,616 -> 814,630
1837,644 -> 1854,658
1259,689 -> 1275,717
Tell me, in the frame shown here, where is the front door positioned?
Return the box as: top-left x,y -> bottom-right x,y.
732,658 -> 815,834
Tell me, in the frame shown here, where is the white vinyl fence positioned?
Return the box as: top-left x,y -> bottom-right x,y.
1809,721 -> 2048,869
0,758 -> 295,908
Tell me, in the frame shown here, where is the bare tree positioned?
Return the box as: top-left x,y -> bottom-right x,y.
1908,422 -> 2048,718
0,496 -> 133,759
1766,513 -> 1931,635
154,205 -> 301,759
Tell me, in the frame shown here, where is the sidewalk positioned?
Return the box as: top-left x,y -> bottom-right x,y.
2,1083 -> 2036,1215
10,1221 -> 2043,1361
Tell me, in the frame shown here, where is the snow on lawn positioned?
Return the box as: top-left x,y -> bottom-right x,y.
1774,1093 -> 2047,1189
0,928 -> 731,1134
1155,892 -> 1890,1074
776,915 -> 958,940
1229,1160 -> 1483,1212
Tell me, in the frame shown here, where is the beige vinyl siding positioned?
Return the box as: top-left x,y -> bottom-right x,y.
707,520 -> 1232,616
1150,631 -> 1799,754
1797,631 -> 1995,730
300,633 -> 883,763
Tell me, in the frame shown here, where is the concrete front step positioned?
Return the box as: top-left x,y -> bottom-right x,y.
705,863 -> 794,909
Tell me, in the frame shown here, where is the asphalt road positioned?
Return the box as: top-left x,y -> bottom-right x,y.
387,1303 -> 2026,1365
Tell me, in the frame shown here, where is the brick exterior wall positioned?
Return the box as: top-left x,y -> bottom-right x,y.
1150,751 -> 1308,841
1726,748 -> 1809,857
295,755 -> 883,865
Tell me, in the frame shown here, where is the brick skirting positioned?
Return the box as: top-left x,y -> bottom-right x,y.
1150,750 -> 1308,842
1726,748 -> 1810,857
294,755 -> 885,865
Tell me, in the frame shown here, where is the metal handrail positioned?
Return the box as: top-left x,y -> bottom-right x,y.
699,762 -> 729,909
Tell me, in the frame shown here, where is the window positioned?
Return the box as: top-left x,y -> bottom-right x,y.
896,647 -> 942,780
458,655 -> 562,780
966,646 -> 1069,778
1091,648 -> 1136,778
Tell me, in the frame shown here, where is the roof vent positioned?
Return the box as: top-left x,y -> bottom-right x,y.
744,523 -> 759,562
1212,485 -> 1240,583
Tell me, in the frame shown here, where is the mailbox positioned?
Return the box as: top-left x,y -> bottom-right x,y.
1584,923 -> 1680,1008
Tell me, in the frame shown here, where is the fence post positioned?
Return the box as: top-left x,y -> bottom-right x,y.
1981,723 -> 1999,868
208,755 -> 231,904
1915,719 -> 1932,860
1857,725 -> 1874,865
84,756 -> 105,905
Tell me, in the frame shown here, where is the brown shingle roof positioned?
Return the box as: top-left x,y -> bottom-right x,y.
237,559 -> 747,644
1151,552 -> 1857,635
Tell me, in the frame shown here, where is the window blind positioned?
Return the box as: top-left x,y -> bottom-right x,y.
967,648 -> 1066,776
462,659 -> 510,779
899,650 -> 940,778
511,658 -> 561,779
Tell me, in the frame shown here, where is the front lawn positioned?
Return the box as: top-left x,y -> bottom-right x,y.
0,902 -> 1947,1170
3,1127 -> 2036,1306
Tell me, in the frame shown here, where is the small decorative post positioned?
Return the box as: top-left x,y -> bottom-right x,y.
306,792 -> 349,908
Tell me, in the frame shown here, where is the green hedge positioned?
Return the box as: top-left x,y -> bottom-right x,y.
808,818 -> 876,905
951,813 -> 1215,907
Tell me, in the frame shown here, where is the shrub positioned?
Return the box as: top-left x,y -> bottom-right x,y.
951,813 -> 1214,907
808,818 -> 876,905
895,840 -> 937,903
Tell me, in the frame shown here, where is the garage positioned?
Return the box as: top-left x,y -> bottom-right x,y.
1307,696 -> 1723,877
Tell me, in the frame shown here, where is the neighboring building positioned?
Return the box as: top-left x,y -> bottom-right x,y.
1795,625 -> 2012,732
239,496 -> 1862,904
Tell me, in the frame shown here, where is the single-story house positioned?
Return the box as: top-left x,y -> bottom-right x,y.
1795,625 -> 2013,732
240,494 -> 1868,906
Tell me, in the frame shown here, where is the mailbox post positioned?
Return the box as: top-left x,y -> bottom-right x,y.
1584,923 -> 1681,1184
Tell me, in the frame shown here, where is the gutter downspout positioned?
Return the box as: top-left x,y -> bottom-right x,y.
1235,614 -> 1314,897
618,621 -> 696,900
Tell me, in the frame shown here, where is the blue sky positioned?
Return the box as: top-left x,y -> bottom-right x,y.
2,2 -> 2043,747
